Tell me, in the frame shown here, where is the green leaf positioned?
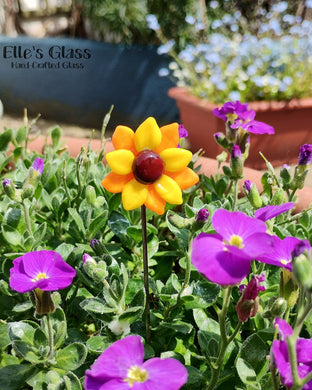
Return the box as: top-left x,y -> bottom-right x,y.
236,357 -> 261,389
63,371 -> 82,390
182,280 -> 220,309
88,210 -> 109,237
86,336 -> 111,354
0,323 -> 10,348
68,208 -> 86,235
193,309 -> 220,335
41,308 -> 67,349
55,342 -> 87,371
80,297 -> 116,314
1,225 -> 23,248
8,321 -> 37,344
0,129 -> 12,151
15,126 -> 27,145
51,126 -> 62,147
12,340 -> 44,364
239,333 -> 268,375
0,353 -> 20,367
119,306 -> 144,322
0,364 -> 38,390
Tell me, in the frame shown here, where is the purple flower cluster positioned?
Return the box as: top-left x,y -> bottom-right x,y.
191,204 -> 297,286
213,101 -> 275,135
298,144 -> 312,166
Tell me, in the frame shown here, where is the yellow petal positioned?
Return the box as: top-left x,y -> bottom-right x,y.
154,175 -> 182,205
134,117 -> 162,152
122,179 -> 148,210
112,126 -> 136,154
160,148 -> 192,172
106,150 -> 135,175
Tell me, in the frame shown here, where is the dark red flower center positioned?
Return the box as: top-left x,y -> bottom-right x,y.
133,150 -> 164,184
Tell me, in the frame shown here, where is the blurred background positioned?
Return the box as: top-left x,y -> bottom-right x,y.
0,0 -> 311,138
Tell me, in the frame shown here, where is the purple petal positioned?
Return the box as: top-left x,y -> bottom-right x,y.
227,232 -> 275,260
9,271 -> 37,293
255,203 -> 294,221
240,120 -> 275,135
257,236 -> 301,270
142,358 -> 188,390
297,338 -> 312,364
274,318 -> 293,340
298,144 -> 312,165
85,336 -> 144,383
272,340 -> 293,387
191,233 -> 251,286
32,157 -> 44,174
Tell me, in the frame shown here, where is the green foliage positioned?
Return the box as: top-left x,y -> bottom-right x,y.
0,116 -> 312,390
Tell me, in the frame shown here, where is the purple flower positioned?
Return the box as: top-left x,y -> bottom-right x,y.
254,202 -> 294,221
257,236 -> 302,271
244,180 -> 252,193
292,239 -> 312,258
178,124 -> 188,139
272,318 -> 312,389
231,144 -> 241,159
32,157 -> 44,175
233,119 -> 275,135
84,335 -> 188,390
213,101 -> 251,122
9,250 -> 76,293
2,178 -> 11,187
236,274 -> 265,322
298,144 -> 312,165
196,208 -> 209,222
83,253 -> 95,264
191,209 -> 275,285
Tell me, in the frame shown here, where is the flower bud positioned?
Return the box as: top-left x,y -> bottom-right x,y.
29,288 -> 55,315
167,212 -> 193,229
214,132 -> 229,149
2,178 -> 16,200
243,180 -> 262,208
22,184 -> 35,199
86,185 -> 96,206
279,269 -> 299,308
230,145 -> 243,179
292,240 -> 312,291
236,274 -> 265,322
290,165 -> 309,190
270,297 -> 287,317
271,188 -> 285,206
216,151 -> 228,164
23,158 -> 44,192
90,239 -> 106,256
196,208 -> 209,222
298,144 -> 312,166
280,164 -> 291,185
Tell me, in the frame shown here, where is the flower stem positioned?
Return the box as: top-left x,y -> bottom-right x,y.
232,180 -> 239,211
22,201 -> 33,237
208,287 -> 234,390
141,205 -> 151,344
46,313 -> 54,361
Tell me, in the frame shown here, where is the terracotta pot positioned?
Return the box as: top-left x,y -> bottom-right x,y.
26,135 -> 312,213
168,87 -> 312,170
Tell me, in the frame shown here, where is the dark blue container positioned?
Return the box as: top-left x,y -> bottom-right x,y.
0,35 -> 178,130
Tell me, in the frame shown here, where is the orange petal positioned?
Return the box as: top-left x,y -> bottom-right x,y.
155,122 -> 179,154
145,186 -> 166,215
102,172 -> 133,193
166,168 -> 199,190
112,125 -> 136,154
